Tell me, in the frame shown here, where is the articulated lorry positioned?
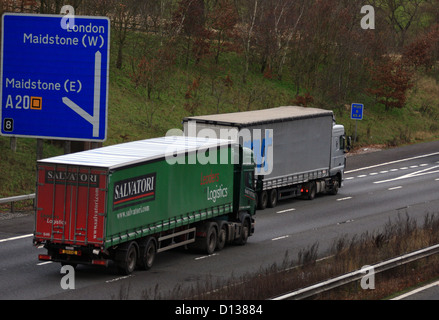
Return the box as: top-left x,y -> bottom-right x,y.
34,136 -> 256,274
183,106 -> 348,209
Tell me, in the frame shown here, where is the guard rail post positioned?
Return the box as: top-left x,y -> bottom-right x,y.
0,194 -> 35,213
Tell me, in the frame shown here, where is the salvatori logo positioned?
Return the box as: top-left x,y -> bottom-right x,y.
113,173 -> 156,210
45,170 -> 99,187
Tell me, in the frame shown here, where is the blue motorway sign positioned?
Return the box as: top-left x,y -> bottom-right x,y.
351,103 -> 364,120
1,13 -> 110,141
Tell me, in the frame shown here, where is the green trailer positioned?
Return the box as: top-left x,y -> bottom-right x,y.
34,136 -> 256,274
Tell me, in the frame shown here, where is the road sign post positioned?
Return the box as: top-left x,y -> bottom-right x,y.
1,13 -> 110,141
351,103 -> 364,144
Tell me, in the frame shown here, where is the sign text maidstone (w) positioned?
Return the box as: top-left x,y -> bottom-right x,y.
1,13 -> 110,141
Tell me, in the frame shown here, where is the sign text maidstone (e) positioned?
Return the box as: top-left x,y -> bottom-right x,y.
0,13 -> 110,141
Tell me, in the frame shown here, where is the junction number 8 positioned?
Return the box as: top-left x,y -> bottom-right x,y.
3,118 -> 13,132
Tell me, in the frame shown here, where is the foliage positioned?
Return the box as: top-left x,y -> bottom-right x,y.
366,56 -> 414,111
2,0 -> 439,197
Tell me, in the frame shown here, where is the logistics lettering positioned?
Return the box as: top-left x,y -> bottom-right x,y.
207,184 -> 228,203
200,171 -> 219,185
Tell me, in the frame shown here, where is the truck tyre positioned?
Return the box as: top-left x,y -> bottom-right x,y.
191,222 -> 218,254
116,241 -> 138,275
235,217 -> 250,245
137,237 -> 157,270
204,223 -> 218,255
258,190 -> 268,210
268,189 -> 278,208
216,223 -> 227,251
307,182 -> 316,200
330,179 -> 339,195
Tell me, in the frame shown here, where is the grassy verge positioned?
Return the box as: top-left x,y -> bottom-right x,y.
337,74 -> 439,148
136,212 -> 439,300
1,48 -> 439,198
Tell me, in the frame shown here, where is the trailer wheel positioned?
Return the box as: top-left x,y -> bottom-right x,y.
306,182 -> 316,200
116,241 -> 138,275
268,189 -> 278,208
138,237 -> 157,270
258,190 -> 268,210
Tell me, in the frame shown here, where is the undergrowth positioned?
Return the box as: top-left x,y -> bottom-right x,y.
134,212 -> 439,300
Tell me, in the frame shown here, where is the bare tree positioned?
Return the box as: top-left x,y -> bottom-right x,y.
234,0 -> 259,83
110,0 -> 139,69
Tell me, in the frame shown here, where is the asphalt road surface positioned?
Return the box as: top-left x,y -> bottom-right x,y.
1,140 -> 439,300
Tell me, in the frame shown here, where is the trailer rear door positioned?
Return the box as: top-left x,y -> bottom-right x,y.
35,164 -> 107,246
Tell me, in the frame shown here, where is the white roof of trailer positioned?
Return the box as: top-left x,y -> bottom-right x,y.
183,106 -> 333,126
38,136 -> 232,169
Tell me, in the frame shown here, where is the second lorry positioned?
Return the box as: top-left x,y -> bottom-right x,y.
183,106 -> 348,209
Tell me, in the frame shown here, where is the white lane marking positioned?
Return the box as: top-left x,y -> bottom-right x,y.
357,175 -> 367,178
37,261 -> 53,266
388,186 -> 403,191
344,152 -> 439,174
277,208 -> 296,214
345,177 -> 354,180
336,197 -> 352,202
374,165 -> 439,184
106,275 -> 133,283
369,172 -> 378,175
195,253 -> 218,261
272,235 -> 290,241
392,280 -> 439,300
337,219 -> 354,225
0,234 -> 33,243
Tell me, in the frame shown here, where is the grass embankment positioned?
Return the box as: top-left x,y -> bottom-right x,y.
138,213 -> 439,300
2,39 -> 439,199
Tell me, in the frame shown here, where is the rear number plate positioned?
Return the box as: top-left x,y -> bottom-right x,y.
61,249 -> 79,255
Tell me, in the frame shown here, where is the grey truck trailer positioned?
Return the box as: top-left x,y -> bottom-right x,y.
183,106 -> 348,209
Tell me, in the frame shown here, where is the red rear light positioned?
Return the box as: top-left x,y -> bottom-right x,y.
38,254 -> 52,261
92,259 -> 108,266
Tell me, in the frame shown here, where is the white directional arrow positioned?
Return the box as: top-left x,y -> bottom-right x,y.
62,51 -> 101,137
374,165 -> 439,184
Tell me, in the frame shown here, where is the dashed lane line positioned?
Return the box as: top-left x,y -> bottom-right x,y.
0,234 -> 33,243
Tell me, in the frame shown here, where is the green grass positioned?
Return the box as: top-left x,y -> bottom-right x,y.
335,75 -> 439,147
1,42 -> 439,197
